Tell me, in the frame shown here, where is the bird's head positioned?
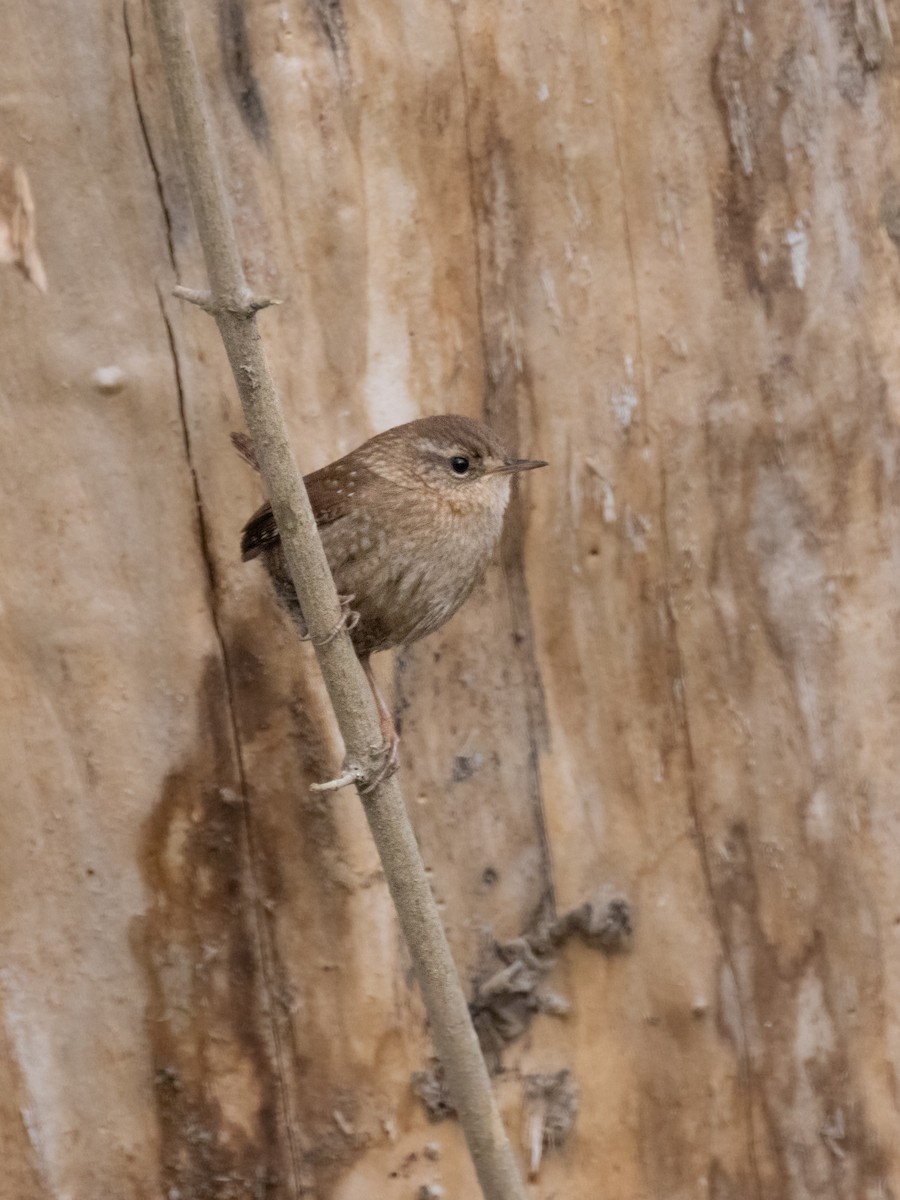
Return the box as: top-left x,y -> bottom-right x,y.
366,414 -> 547,520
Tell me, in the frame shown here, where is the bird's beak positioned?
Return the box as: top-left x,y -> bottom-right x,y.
496,457 -> 549,474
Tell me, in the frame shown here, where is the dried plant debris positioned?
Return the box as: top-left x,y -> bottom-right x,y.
524,886 -> 633,955
412,891 -> 630,1120
411,1063 -> 455,1122
471,946 -> 570,1070
0,159 -> 47,292
522,1069 -> 579,1179
472,887 -> 632,1067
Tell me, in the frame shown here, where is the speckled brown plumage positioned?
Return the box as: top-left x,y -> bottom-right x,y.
234,415 -> 546,760
237,415 -> 546,657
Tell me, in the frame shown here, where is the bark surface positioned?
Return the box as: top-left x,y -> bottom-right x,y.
2,0 -> 899,1196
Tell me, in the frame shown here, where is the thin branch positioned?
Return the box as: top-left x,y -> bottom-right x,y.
144,2 -> 528,1197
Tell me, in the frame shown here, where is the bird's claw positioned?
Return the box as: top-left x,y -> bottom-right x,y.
310,731 -> 399,797
358,735 -> 400,794
310,649 -> 400,796
300,594 -> 360,647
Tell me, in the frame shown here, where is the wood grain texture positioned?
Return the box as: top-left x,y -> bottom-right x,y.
2,0 -> 900,1195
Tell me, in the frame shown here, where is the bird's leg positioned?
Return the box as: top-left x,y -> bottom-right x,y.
309,656 -> 399,795
360,655 -> 400,782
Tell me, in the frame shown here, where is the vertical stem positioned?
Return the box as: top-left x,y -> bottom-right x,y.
144,2 -> 528,1197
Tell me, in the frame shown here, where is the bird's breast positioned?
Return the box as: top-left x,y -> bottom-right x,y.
321,495 -> 507,654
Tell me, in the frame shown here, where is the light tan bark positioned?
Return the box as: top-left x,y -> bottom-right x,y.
2,0 -> 900,1197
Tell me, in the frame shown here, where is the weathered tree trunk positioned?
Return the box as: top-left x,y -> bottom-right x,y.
2,1 -> 899,1197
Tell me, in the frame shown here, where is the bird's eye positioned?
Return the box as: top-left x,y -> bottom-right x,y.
449,456 -> 471,475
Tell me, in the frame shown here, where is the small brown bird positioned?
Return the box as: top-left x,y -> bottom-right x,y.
234,415 -> 547,765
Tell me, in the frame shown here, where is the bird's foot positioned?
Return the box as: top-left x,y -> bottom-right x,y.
309,743 -> 398,797
358,717 -> 400,795
308,653 -> 400,795
300,594 -> 359,647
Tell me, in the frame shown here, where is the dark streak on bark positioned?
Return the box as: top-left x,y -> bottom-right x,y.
155,261 -> 313,1200
449,11 -> 488,396
124,7 -> 307,1193
218,0 -> 270,146
124,1 -> 177,264
310,0 -> 352,88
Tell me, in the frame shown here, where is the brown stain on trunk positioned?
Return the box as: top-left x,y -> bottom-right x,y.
131,639 -> 385,1198
131,659 -> 285,1197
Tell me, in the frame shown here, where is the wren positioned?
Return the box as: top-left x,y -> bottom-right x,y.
234,414 -> 547,766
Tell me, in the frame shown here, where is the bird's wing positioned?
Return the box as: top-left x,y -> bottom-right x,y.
238,451 -> 369,562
